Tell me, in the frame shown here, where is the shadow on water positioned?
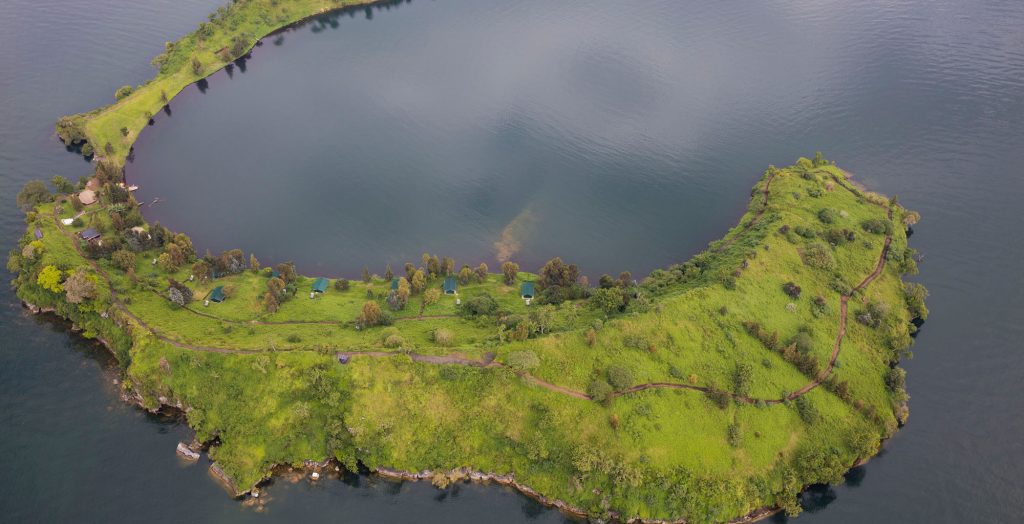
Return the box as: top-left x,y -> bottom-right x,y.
196,78 -> 209,93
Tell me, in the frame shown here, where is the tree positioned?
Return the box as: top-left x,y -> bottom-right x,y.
733,362 -> 753,396
37,265 -> 63,293
903,282 -> 929,320
423,288 -> 441,307
191,56 -> 203,75
357,301 -> 384,327
475,263 -> 488,283
112,250 -> 136,272
384,264 -> 394,281
334,278 -> 350,291
249,254 -> 260,273
191,260 -> 211,282
157,252 -> 178,272
262,291 -> 279,313
104,142 -> 114,155
506,350 -> 540,373
361,266 -> 371,283
529,305 -> 556,334
114,85 -> 133,101
794,396 -> 819,425
441,256 -> 455,276
782,282 -> 802,298
275,262 -> 297,284
607,365 -> 634,390
427,255 -> 441,278
17,181 -> 50,211
461,293 -> 499,317
458,265 -> 473,285
501,261 -> 519,285
411,269 -> 426,294
587,380 -> 613,405
64,270 -> 97,304
51,175 -> 75,194
589,288 -> 624,315
538,257 -> 580,289
267,277 -> 286,299
167,279 -> 193,307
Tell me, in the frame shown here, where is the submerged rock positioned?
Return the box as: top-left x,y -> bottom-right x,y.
176,441 -> 200,461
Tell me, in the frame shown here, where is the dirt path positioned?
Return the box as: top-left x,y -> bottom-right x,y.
48,168 -> 895,404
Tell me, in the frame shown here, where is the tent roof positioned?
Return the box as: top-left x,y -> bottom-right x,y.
443,277 -> 457,293
520,281 -> 536,297
210,286 -> 226,302
312,277 -> 329,292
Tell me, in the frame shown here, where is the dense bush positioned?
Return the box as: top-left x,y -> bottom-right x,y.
800,242 -> 836,270
507,350 -> 540,373
587,379 -> 613,404
795,396 -> 819,424
817,208 -> 839,224
461,293 -> 499,316
432,328 -> 454,347
861,218 -> 892,235
782,282 -> 802,298
607,365 -> 634,390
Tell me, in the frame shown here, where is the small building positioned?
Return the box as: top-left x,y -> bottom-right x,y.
270,269 -> 280,279
209,286 -> 226,303
311,277 -> 329,294
520,282 -> 536,300
78,189 -> 97,206
79,228 -> 101,242
34,228 -> 43,240
443,276 -> 458,295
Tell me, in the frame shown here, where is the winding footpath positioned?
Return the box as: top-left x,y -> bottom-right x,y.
48,170 -> 894,405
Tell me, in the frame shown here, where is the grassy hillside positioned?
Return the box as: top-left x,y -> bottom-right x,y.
10,155 -> 924,522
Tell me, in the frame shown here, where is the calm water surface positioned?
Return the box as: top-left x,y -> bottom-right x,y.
2,0 -> 1023,522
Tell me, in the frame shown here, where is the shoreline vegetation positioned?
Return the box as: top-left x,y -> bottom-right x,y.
9,1 -> 927,522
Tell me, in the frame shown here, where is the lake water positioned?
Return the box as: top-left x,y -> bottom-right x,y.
2,0 -> 1023,522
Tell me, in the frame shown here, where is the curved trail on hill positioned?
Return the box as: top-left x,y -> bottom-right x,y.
51,170 -> 893,404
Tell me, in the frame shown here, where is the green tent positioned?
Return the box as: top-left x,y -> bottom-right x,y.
443,276 -> 458,295
391,278 -> 400,290
520,281 -> 536,299
312,277 -> 329,293
209,286 -> 226,303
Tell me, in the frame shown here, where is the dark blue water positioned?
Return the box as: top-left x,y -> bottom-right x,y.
3,0 -> 1024,522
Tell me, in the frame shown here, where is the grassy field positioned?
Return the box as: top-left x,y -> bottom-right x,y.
12,157 -> 922,522
10,0 -> 925,520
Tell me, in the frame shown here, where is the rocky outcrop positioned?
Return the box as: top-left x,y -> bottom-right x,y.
176,441 -> 200,461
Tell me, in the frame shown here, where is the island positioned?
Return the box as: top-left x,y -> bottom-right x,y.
8,1 -> 927,522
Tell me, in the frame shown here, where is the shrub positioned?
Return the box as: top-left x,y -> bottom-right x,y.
795,396 -> 819,424
286,334 -> 302,343
111,250 -> 136,271
791,331 -> 814,355
732,362 -> 753,396
461,293 -> 498,316
506,350 -> 540,373
607,365 -> 634,390
825,228 -> 856,245
589,287 -> 624,315
861,218 -> 892,235
114,85 -> 133,101
432,328 -> 454,346
727,423 -> 742,447
334,278 -> 349,291
782,282 -> 801,298
383,334 -> 404,349
357,301 -> 384,327
903,282 -> 929,320
817,208 -> 839,224
800,242 -> 836,270
706,387 -> 730,409
587,380 -> 613,404
811,295 -> 828,316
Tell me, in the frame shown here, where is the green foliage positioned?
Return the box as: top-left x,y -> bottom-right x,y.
817,208 -> 839,224
861,218 -> 892,235
17,181 -> 51,211
606,365 -> 634,390
114,85 -> 134,101
507,350 -> 540,373
461,293 -> 499,317
36,265 -> 63,293
589,287 -> 624,315
801,242 -> 836,270
795,396 -> 819,425
903,282 -> 929,320
587,379 -> 613,404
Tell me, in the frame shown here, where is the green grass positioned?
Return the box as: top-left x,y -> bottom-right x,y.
12,158 -> 922,522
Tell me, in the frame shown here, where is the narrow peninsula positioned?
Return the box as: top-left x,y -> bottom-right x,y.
9,1 -> 926,522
